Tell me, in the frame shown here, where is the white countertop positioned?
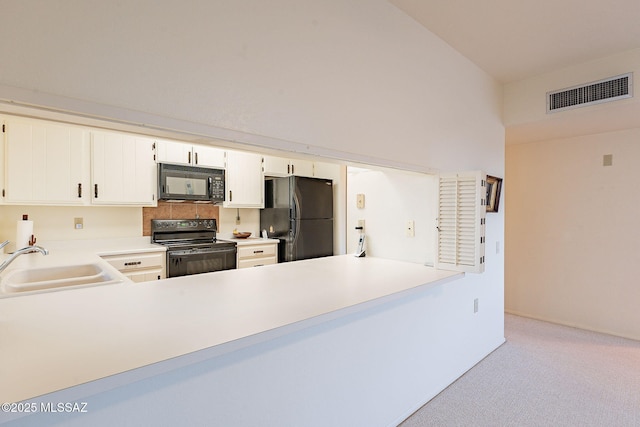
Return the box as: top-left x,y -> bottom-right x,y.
0,237 -> 166,299
0,255 -> 462,403
220,236 -> 280,246
36,236 -> 166,256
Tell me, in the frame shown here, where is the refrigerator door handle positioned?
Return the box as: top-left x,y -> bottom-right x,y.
290,191 -> 302,260
289,221 -> 300,261
292,190 -> 300,220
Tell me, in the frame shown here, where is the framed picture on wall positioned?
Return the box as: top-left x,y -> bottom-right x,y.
486,175 -> 503,213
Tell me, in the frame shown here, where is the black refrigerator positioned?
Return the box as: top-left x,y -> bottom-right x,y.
260,176 -> 334,263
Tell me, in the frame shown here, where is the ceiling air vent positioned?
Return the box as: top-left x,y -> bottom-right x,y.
547,73 -> 632,113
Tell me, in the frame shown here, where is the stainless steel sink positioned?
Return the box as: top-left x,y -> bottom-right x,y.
1,263 -> 121,295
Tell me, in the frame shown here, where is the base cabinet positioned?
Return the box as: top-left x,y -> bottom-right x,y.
237,242 -> 278,268
101,251 -> 166,282
123,269 -> 165,283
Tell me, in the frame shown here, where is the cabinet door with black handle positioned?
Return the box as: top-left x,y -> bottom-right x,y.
90,130 -> 157,206
4,116 -> 89,205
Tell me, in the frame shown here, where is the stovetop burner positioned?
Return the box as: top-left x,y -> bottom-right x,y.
151,218 -> 234,249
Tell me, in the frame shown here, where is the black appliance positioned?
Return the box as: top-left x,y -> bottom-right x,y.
158,163 -> 225,203
260,176 -> 333,263
151,219 -> 236,278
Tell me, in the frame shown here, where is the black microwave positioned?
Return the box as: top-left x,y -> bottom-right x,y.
158,163 -> 225,203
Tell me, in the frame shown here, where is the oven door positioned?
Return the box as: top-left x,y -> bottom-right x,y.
167,246 -> 237,278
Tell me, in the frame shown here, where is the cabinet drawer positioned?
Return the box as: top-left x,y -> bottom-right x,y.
125,268 -> 164,283
237,244 -> 277,260
238,257 -> 277,269
101,252 -> 165,271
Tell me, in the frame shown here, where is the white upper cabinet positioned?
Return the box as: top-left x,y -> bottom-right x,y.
224,150 -> 264,208
156,139 -> 225,168
3,116 -> 89,205
193,144 -> 226,168
290,159 -> 314,177
263,155 -> 314,177
90,130 -> 156,206
262,155 -> 289,176
155,139 -> 192,165
312,161 -> 341,180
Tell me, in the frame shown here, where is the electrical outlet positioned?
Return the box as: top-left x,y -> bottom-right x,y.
74,217 -> 83,230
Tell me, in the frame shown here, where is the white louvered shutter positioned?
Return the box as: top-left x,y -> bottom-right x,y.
435,171 -> 486,273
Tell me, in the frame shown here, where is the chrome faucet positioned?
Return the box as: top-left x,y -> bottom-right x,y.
0,241 -> 49,274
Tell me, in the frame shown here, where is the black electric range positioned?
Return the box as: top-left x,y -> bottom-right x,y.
151,219 -> 236,278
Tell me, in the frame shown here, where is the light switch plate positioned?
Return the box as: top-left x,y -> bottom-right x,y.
356,193 -> 365,209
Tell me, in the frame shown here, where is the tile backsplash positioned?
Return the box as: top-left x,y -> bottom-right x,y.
142,201 -> 219,236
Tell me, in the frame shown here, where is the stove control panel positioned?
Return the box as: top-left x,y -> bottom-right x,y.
151,219 -> 217,231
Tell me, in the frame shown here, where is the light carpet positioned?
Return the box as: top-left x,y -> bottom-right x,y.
400,314 -> 640,427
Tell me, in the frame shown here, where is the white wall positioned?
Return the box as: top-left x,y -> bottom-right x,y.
504,48 -> 640,145
506,128 -> 640,340
0,0 -> 505,424
504,48 -> 640,127
217,208 -> 261,239
346,167 -> 437,264
0,205 -> 142,251
504,48 -> 640,340
0,0 -> 503,173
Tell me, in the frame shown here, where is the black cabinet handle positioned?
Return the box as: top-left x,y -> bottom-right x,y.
229,190 -> 233,202
188,151 -> 192,164
124,261 -> 142,266
195,152 -> 198,165
78,183 -> 82,198
94,184 -> 98,198
253,250 -> 264,254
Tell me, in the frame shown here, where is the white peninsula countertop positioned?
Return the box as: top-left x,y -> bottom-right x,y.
0,255 -> 462,405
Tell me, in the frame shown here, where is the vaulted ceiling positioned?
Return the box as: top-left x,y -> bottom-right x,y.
389,0 -> 640,143
389,0 -> 640,83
